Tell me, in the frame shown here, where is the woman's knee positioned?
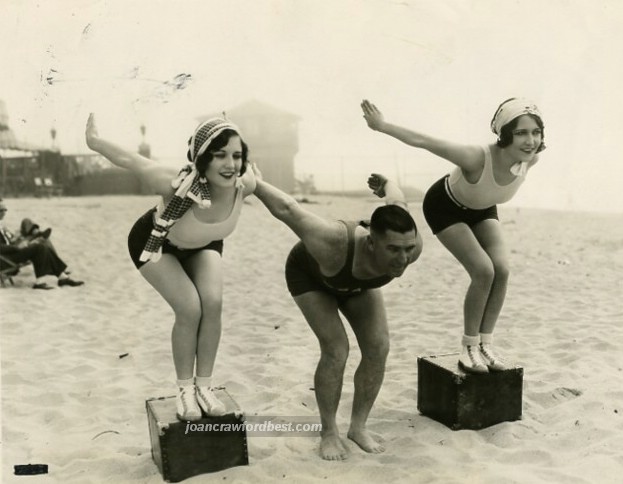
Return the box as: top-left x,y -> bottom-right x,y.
468,259 -> 495,287
173,304 -> 202,328
493,259 -> 510,282
199,294 -> 223,319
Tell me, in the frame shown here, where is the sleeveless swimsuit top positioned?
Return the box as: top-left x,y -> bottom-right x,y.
318,220 -> 394,294
447,145 -> 527,210
161,186 -> 244,249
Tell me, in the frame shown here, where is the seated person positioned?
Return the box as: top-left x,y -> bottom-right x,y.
20,218 -> 52,242
0,198 -> 84,289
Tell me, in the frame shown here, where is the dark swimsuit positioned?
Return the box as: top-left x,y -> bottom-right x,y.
284,220 -> 393,299
423,175 -> 499,234
127,208 -> 223,269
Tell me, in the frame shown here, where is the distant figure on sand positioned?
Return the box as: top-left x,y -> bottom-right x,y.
253,168 -> 422,460
86,113 -> 256,421
0,198 -> 84,289
361,97 -> 546,374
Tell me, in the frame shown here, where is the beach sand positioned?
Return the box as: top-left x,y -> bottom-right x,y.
1,194 -> 622,483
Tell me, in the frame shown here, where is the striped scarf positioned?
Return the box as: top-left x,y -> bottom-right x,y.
139,117 -> 241,263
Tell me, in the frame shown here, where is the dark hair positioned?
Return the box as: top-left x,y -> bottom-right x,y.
369,205 -> 417,236
188,129 -> 249,176
493,98 -> 546,153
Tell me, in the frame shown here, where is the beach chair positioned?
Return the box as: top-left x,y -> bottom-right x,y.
33,177 -> 49,197
44,177 -> 63,196
0,255 -> 32,287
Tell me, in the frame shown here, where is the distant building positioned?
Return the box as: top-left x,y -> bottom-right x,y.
197,99 -> 300,192
0,100 -> 48,196
0,100 -> 43,156
0,99 -> 141,197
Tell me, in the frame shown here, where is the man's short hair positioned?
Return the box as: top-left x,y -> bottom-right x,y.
369,205 -> 417,236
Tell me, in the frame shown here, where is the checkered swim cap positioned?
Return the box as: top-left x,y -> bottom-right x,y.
187,118 -> 242,163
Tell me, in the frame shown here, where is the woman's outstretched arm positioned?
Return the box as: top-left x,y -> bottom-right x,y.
361,99 -> 484,173
85,113 -> 178,196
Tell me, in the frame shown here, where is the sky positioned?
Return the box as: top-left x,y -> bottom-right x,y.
1,0 -> 622,212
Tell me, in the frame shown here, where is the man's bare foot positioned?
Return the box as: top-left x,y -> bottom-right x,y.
319,432 -> 349,461
347,427 -> 385,454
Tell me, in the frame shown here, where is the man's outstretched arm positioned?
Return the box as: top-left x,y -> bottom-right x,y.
367,173 -> 408,210
253,179 -> 337,241
253,177 -> 346,266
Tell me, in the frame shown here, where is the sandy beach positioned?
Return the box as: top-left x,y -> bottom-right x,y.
1,194 -> 622,484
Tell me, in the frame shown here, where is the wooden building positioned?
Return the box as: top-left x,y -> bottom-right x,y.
197,100 -> 300,192
0,100 -> 47,196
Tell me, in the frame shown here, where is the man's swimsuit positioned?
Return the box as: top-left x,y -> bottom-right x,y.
285,220 -> 393,298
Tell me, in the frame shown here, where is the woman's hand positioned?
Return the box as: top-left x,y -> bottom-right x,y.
367,173 -> 389,198
85,113 -> 100,150
361,99 -> 385,131
251,162 -> 263,182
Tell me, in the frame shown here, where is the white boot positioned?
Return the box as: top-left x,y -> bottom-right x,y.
196,386 -> 227,416
176,385 -> 202,421
458,345 -> 489,374
479,343 -> 507,371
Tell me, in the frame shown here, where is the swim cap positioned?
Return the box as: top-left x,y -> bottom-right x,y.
490,98 -> 542,136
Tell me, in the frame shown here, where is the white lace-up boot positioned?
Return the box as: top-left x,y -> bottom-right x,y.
196,386 -> 227,416
458,335 -> 489,374
176,385 -> 202,421
479,333 -> 507,371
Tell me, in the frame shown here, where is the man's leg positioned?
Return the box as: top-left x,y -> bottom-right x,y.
293,291 -> 350,461
340,289 -> 389,454
5,244 -> 66,279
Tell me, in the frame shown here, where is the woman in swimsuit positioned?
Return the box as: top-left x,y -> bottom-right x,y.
361,98 -> 545,374
86,113 -> 256,420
